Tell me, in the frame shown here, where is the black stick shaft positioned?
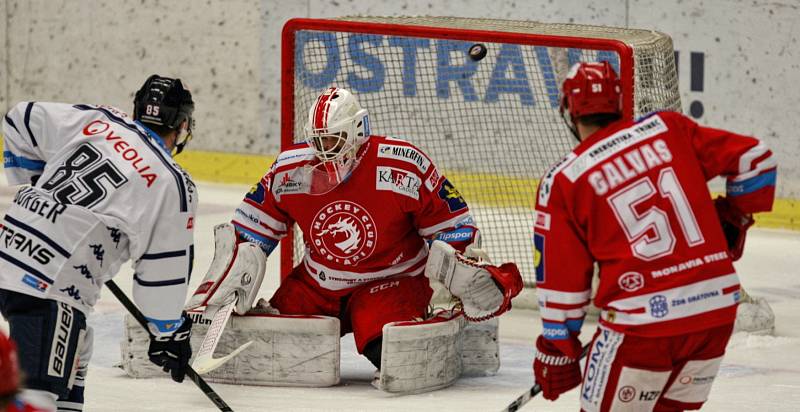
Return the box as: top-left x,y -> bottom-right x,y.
105,280 -> 234,412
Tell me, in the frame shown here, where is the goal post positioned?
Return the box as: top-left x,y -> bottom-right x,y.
280,16 -> 681,290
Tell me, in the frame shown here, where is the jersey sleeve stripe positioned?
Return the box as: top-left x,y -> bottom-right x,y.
727,169 -> 776,197
140,250 -> 187,260
536,287 -> 592,305
417,211 -> 471,237
4,114 -> 21,135
72,105 -> 189,212
236,202 -> 288,232
3,151 -> 45,171
23,102 -> 39,147
133,273 -> 186,287
231,221 -> 281,243
3,215 -> 71,258
0,250 -> 55,284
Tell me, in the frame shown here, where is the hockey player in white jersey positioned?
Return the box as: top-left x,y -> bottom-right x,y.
0,75 -> 197,412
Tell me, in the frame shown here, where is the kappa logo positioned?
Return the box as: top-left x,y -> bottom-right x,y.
311,201 -> 377,266
376,166 -> 421,199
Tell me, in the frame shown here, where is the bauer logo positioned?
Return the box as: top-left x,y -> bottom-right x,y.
294,32 -> 620,108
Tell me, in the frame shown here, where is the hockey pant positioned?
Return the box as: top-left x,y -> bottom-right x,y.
580,322 -> 734,412
0,289 -> 92,412
269,265 -> 433,353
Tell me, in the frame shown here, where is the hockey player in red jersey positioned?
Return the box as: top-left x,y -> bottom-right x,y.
532,62 -> 776,411
1,331 -> 46,412
198,87 -> 521,373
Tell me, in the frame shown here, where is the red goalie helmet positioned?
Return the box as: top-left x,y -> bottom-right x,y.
0,331 -> 21,396
560,61 -> 622,134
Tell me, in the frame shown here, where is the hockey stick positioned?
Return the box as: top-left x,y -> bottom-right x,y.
105,280 -> 234,412
500,344 -> 591,412
192,297 -> 253,374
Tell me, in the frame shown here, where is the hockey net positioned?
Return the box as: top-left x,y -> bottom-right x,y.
281,16 -> 681,296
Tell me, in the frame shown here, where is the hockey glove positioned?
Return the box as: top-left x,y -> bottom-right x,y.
148,312 -> 193,383
714,197 -> 754,261
533,335 -> 582,401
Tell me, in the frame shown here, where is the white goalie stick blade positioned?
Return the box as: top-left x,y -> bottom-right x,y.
192,298 -> 253,375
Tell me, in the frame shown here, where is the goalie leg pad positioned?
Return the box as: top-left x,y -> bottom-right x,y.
377,311 -> 465,394
461,317 -> 499,376
186,223 -> 267,315
120,311 -> 341,387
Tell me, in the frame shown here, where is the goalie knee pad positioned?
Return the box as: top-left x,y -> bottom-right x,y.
186,223 -> 267,315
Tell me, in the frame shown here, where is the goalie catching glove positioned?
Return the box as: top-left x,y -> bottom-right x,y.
425,240 -> 522,321
186,223 -> 267,315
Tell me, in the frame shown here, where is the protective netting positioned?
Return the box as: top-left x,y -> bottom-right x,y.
285,17 -> 681,286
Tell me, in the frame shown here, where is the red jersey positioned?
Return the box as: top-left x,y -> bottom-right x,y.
232,135 -> 474,292
534,111 -> 776,338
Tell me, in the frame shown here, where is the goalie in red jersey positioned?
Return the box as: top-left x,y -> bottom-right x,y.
187,87 -> 522,391
531,61 -> 776,411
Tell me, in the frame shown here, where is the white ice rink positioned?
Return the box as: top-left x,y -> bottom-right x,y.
2,179 -> 799,411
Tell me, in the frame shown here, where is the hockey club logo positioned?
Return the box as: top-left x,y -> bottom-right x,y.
649,295 -> 669,318
312,201 -> 376,266
437,179 -> 467,212
618,272 -> 644,292
376,166 -> 421,200
618,386 -> 636,403
377,144 -> 431,173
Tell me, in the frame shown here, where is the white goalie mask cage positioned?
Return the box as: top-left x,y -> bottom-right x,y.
303,87 -> 370,189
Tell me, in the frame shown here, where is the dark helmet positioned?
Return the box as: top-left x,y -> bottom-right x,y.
133,74 -> 195,154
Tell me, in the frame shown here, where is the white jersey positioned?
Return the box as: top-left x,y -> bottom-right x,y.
1,102 -> 197,335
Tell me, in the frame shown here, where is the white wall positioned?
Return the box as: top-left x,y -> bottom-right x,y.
1,0 -> 798,196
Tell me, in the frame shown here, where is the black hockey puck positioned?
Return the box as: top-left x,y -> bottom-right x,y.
469,43 -> 487,61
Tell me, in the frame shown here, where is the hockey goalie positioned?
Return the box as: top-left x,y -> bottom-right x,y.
121,87 -> 522,393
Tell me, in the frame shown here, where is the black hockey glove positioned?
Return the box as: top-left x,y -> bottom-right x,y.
148,312 -> 193,383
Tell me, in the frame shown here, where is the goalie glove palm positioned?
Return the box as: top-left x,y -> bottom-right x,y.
425,240 -> 522,320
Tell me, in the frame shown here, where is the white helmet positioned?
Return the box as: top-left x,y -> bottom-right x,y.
304,87 -> 370,185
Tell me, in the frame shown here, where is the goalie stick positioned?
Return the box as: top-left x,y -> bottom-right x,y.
192,297 -> 254,374
500,344 -> 590,412
105,280 -> 234,412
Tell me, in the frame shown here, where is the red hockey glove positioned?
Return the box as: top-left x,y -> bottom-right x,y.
533,335 -> 582,401
714,197 -> 754,261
